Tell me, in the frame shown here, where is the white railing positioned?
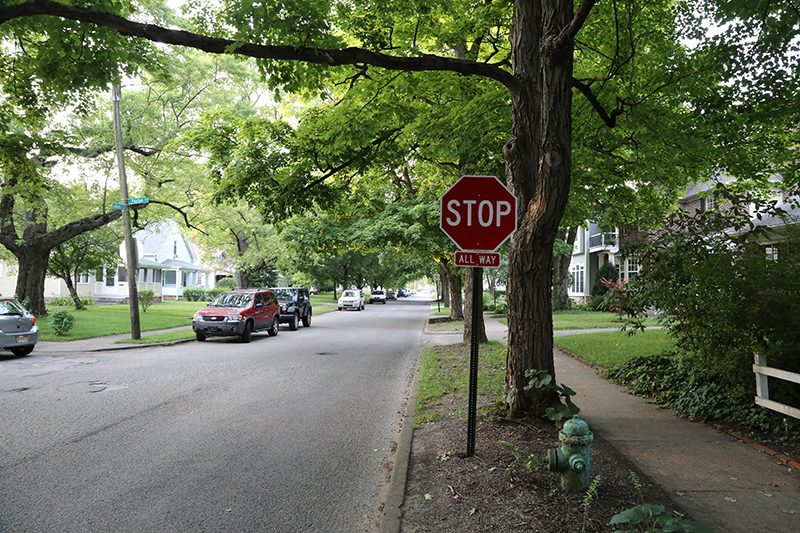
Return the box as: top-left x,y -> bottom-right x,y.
753,354 -> 800,420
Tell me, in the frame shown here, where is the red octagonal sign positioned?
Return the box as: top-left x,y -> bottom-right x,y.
440,175 -> 517,251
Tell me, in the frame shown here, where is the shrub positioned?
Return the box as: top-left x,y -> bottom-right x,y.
49,310 -> 75,336
138,290 -> 158,312
629,188 -> 800,395
208,286 -> 228,298
47,297 -> 73,307
182,287 -> 208,301
216,277 -> 236,290
591,261 -> 618,297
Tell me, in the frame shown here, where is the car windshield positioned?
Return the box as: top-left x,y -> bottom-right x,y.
272,289 -> 297,301
373,291 -> 384,295
0,299 -> 25,315
342,290 -> 358,297
211,292 -> 253,308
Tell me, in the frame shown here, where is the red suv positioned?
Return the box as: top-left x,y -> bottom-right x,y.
192,289 -> 281,343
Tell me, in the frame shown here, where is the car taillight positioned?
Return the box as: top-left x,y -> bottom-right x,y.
32,316 -> 36,326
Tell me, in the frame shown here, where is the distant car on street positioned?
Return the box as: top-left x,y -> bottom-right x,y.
369,290 -> 387,304
192,289 -> 280,342
338,289 -> 365,311
386,290 -> 396,300
0,297 -> 38,356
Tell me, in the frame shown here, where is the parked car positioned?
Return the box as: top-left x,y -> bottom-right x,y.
192,289 -> 280,342
386,290 -> 396,300
338,289 -> 365,311
0,297 -> 38,356
397,288 -> 408,297
369,289 -> 387,304
268,287 -> 312,330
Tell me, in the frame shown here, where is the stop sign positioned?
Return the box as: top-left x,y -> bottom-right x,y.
440,175 -> 517,251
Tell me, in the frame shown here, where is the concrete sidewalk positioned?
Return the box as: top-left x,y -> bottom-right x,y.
482,317 -> 800,533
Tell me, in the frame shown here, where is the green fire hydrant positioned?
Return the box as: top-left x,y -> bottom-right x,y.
546,415 -> 594,492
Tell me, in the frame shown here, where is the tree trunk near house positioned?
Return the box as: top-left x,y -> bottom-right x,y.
504,0 -> 574,416
441,270 -> 451,307
0,188 -> 122,316
64,274 -> 85,310
463,267 -> 489,344
552,227 -> 577,311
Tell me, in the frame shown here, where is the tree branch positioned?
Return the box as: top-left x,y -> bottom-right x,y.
1,0 -> 520,94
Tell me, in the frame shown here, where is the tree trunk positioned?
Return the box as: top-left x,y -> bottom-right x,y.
463,267 -> 489,344
14,247 -> 50,316
504,0 -> 574,416
65,274 -> 85,310
552,227 -> 577,311
440,259 -> 463,320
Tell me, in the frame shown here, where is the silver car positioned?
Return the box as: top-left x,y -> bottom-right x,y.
0,298 -> 39,356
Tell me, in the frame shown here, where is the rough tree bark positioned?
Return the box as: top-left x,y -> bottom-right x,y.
504,0 -> 576,415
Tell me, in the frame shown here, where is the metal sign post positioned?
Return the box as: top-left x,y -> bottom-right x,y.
466,266 -> 482,457
439,175 -> 517,458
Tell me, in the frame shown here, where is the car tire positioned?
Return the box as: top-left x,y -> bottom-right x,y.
241,321 -> 253,343
289,312 -> 299,331
302,312 -> 311,327
267,317 -> 279,336
10,345 -> 34,356
196,332 -> 206,342
338,306 -> 342,311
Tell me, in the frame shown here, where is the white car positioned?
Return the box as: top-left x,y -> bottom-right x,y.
369,290 -> 387,304
338,289 -> 365,311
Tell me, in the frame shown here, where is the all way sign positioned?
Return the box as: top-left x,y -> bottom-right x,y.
454,251 -> 501,268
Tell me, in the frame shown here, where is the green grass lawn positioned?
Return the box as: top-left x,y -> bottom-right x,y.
39,301 -> 206,341
416,341 -> 506,425
554,329 -> 674,369
42,298 -> 340,343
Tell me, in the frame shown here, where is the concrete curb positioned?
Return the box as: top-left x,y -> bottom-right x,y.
380,358 -> 419,533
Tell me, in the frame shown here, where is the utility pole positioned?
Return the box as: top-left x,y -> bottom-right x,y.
113,83 -> 141,340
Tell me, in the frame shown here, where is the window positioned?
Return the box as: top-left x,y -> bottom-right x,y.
570,264 -> 585,294
105,268 -> 115,287
77,272 -> 90,284
155,269 -> 162,283
164,270 -> 177,286
118,267 -> 127,283
766,245 -> 778,261
626,258 -> 640,279
173,241 -> 178,258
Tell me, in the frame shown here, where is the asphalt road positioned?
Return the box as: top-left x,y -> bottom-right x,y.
0,296 -> 431,533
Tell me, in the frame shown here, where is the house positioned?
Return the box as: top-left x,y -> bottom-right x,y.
567,223 -> 638,305
0,220 -> 224,303
566,177 -> 797,305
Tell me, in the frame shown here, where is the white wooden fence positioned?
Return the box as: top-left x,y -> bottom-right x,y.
753,354 -> 800,420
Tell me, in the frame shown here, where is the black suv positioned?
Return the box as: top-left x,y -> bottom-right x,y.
268,287 -> 313,330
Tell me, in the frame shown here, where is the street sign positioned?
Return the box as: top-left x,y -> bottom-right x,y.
112,203 -> 125,210
433,274 -> 440,281
440,175 -> 517,251
128,197 -> 149,205
454,251 -> 501,268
